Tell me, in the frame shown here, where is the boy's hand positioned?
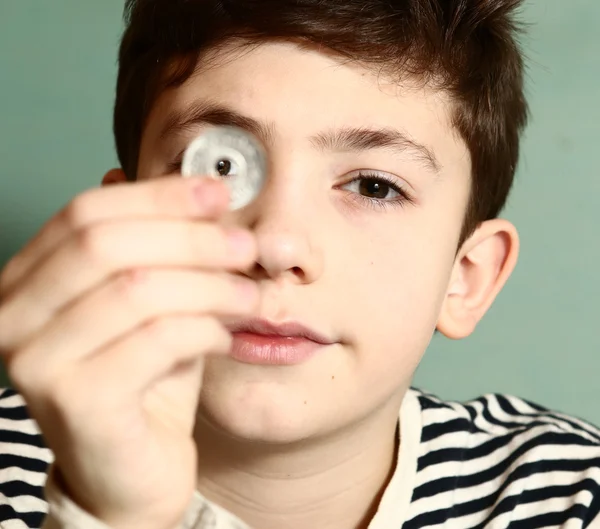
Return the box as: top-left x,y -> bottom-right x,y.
0,176 -> 259,529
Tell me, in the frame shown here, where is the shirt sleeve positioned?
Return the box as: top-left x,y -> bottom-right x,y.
41,463 -> 250,529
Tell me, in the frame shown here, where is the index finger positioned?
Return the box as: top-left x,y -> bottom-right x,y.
0,173 -> 228,298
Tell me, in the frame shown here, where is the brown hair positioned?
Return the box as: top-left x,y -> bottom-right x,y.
114,0 -> 528,248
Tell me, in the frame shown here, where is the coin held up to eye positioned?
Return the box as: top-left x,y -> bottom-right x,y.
181,126 -> 268,210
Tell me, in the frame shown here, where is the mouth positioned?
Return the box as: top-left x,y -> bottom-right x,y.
226,318 -> 336,366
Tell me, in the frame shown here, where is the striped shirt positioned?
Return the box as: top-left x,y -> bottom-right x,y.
1,386 -> 599,528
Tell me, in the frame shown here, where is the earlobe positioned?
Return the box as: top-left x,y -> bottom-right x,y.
436,219 -> 520,340
101,168 -> 128,186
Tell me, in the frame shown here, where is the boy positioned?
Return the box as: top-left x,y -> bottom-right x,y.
1,1 -> 599,528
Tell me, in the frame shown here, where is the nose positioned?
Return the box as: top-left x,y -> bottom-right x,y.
239,180 -> 324,284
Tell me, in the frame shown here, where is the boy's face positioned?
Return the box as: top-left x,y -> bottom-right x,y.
133,41 -> 472,442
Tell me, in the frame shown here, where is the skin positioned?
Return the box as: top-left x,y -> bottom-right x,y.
0,40 -> 519,529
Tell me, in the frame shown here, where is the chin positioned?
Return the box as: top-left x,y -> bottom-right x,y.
197,357 -> 348,444
198,381 -> 319,444
199,405 -> 312,445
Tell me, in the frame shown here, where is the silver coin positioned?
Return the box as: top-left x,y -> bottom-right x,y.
181,126 -> 267,210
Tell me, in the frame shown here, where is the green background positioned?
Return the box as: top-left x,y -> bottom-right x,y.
1,2 -> 598,423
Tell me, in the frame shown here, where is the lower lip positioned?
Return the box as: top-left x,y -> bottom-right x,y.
230,333 -> 328,365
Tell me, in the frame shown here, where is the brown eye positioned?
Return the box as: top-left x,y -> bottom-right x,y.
359,179 -> 393,199
216,159 -> 233,176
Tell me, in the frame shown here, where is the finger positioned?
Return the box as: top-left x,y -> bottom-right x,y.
20,316 -> 231,444
0,219 -> 257,352
4,268 -> 259,376
82,315 -> 231,404
0,174 -> 229,297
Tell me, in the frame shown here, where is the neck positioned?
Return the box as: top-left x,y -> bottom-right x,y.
194,402 -> 401,529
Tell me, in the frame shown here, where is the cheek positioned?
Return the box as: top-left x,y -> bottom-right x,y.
339,176 -> 467,324
335,215 -> 457,354
354,250 -> 440,332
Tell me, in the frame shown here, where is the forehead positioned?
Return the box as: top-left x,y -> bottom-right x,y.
144,40 -> 469,176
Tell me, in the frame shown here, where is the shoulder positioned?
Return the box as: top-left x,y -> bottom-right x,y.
0,387 -> 52,527
409,388 -> 600,528
414,388 -> 600,444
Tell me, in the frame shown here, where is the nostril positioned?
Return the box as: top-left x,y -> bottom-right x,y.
291,266 -> 304,278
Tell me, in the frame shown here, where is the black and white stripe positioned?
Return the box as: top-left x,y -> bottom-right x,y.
1,386 -> 599,528
403,391 -> 600,528
0,388 -> 53,529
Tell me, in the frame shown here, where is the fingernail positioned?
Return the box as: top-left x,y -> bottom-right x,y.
192,179 -> 220,209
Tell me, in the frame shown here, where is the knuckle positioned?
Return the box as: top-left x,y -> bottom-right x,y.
63,190 -> 97,228
7,348 -> 45,396
76,224 -> 113,265
112,268 -> 149,303
143,317 -> 179,346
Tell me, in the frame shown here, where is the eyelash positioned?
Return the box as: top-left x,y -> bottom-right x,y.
342,172 -> 415,212
165,157 -> 415,212
166,157 -> 184,174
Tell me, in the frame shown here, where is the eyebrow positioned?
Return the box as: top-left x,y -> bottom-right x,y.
311,127 -> 441,175
160,99 -> 441,175
160,99 -> 276,146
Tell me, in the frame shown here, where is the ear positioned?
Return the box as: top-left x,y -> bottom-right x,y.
436,219 -> 519,339
101,168 -> 128,186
